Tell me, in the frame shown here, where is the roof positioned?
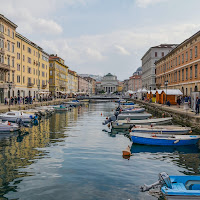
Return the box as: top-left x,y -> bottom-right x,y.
156,30 -> 200,65
156,89 -> 183,95
0,14 -> 18,28
141,44 -> 178,60
105,73 -> 113,76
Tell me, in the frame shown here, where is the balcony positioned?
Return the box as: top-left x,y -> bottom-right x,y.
27,82 -> 34,88
0,63 -> 10,71
42,84 -> 47,89
0,48 -> 5,54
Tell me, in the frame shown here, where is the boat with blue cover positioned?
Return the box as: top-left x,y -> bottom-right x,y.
130,132 -> 200,146
141,172 -> 200,199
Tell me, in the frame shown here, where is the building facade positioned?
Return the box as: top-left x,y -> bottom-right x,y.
68,70 -> 78,94
78,76 -> 89,93
100,73 -> 118,93
156,31 -> 200,96
0,14 -> 17,102
15,33 -> 49,98
128,74 -> 142,91
49,55 -> 68,97
141,44 -> 177,90
83,77 -> 96,94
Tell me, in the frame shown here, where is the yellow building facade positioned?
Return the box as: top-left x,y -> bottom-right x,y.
68,70 -> 78,95
0,14 -> 17,102
0,14 -> 49,101
49,55 -> 68,96
15,33 -> 49,98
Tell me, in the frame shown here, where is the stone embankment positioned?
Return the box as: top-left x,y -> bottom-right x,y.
0,98 -> 75,113
132,99 -> 200,133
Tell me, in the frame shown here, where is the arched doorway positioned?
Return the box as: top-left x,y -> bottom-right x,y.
195,86 -> 198,92
12,91 -> 14,97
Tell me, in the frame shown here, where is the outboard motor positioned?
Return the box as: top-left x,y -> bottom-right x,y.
140,172 -> 172,192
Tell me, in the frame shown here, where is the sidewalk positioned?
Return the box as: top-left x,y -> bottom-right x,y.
0,98 -> 74,113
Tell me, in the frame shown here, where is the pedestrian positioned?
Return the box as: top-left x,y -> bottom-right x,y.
177,96 -> 181,108
17,96 -> 20,105
196,97 -> 200,115
4,97 -> 7,105
184,95 -> 189,110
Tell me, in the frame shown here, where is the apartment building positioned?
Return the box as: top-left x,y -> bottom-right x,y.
156,31 -> 200,96
68,70 -> 78,94
141,44 -> 177,90
49,54 -> 68,96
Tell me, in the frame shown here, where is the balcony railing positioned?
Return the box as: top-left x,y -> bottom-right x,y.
27,82 -> 34,88
0,63 -> 10,71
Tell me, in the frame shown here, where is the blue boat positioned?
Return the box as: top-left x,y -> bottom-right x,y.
130,132 -> 200,146
140,172 -> 200,199
161,175 -> 200,199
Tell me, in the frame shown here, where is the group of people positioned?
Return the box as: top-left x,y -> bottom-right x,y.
4,96 -> 35,105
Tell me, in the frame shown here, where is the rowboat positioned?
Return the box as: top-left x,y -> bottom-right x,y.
141,172 -> 200,200
111,117 -> 172,129
117,113 -> 152,120
130,132 -> 200,146
131,125 -> 192,134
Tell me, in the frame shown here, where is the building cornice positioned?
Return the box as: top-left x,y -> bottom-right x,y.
0,14 -> 18,29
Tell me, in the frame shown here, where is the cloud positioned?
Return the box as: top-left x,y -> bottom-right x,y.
136,0 -> 167,8
115,45 -> 131,56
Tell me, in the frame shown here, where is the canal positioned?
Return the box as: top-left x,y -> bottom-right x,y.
1,102 -> 200,200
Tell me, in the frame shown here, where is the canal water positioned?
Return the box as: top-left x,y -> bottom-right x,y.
1,102 -> 200,200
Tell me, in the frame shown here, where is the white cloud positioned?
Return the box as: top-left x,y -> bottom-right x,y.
136,0 -> 167,8
115,45 -> 131,56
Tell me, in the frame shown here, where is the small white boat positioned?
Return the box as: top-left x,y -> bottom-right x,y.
0,121 -> 20,132
131,125 -> 192,134
111,117 -> 172,129
117,113 -> 152,120
0,111 -> 35,123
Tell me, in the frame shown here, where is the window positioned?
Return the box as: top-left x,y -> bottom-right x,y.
50,70 -> 52,75
23,45 -> 25,50
28,47 -> 31,54
28,67 -> 31,74
0,24 -> 4,33
182,69 -> 184,81
42,63 -> 45,68
12,71 -> 14,82
155,52 -> 157,57
178,56 -> 180,65
28,77 -> 31,83
33,69 -> 35,75
8,28 -> 10,36
17,75 -> 20,83
28,57 -> 31,64
12,57 -> 14,68
23,65 -> 25,72
17,41 -> 20,48
182,54 -> 184,64
190,66 -> 192,79
195,46 -> 198,57
190,49 -> 192,59
195,64 -> 198,78
23,76 -> 25,83
7,41 -> 10,51
17,64 -> 20,71
23,55 -> 25,61
12,43 -> 14,53
7,56 -> 10,66
186,68 -> 188,80
0,54 -> 4,63
175,57 -> 177,66
42,72 -> 45,77
162,52 -> 164,57
12,31 -> 14,39
186,51 -> 188,61
17,53 -> 20,60
0,39 -> 4,48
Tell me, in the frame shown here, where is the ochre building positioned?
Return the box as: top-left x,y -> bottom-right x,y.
156,30 -> 200,96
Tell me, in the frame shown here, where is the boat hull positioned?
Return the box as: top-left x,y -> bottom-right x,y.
131,135 -> 199,146
117,113 -> 152,120
0,116 -> 32,123
121,108 -> 145,113
132,129 -> 190,134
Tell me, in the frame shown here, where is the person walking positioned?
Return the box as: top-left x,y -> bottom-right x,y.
177,96 -> 181,108
195,97 -> 200,115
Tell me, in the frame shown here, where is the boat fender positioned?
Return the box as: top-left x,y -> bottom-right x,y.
8,122 -> 11,125
174,140 -> 180,144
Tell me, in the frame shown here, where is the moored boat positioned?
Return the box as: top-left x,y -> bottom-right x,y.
0,111 -> 35,123
111,117 -> 172,129
131,125 -> 192,134
130,132 -> 200,146
141,172 -> 200,200
120,108 -> 145,114
117,113 -> 152,120
0,121 -> 20,132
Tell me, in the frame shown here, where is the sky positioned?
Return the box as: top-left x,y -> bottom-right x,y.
1,0 -> 200,80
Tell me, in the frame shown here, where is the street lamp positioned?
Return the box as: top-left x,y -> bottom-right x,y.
165,80 -> 168,103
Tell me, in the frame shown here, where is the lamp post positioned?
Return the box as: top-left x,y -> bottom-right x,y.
165,80 -> 168,103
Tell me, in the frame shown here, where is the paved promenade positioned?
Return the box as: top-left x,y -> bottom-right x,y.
0,98 -> 75,113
